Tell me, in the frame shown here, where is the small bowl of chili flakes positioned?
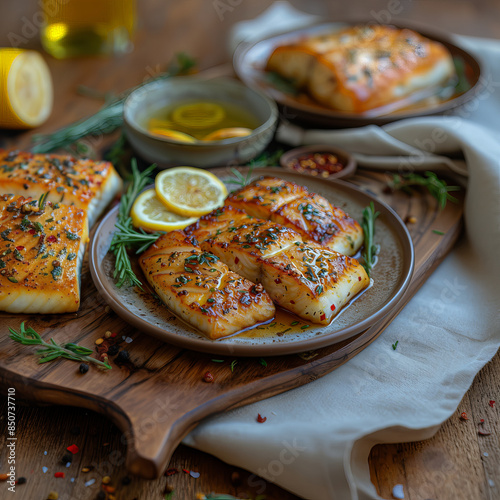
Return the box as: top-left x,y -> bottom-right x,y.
280,145 -> 356,180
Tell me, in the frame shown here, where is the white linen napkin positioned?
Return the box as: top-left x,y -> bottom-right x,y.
184,7 -> 500,499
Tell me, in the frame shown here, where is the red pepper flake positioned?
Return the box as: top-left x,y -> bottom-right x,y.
257,413 -> 267,423
29,229 -> 36,235
480,418 -> 485,423
290,300 -> 295,304
489,400 -> 495,408
358,276 -> 362,281
164,468 -> 178,477
182,469 -> 190,474
110,332 -> 117,338
47,235 -> 57,243
274,278 -> 282,284
16,246 -> 24,251
320,313 -> 326,321
330,304 -> 336,311
234,257 -> 239,264
54,472 -> 65,478
203,371 -> 214,383
460,412 -> 468,421
66,444 -> 79,454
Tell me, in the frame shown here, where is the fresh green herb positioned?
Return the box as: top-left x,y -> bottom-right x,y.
9,322 -> 111,369
360,202 -> 380,277
392,340 -> 399,350
31,53 -> 196,154
300,325 -> 310,330
211,359 -> 225,363
259,357 -> 267,367
66,231 -> 79,241
388,171 -> 460,210
265,70 -> 299,96
432,230 -> 445,235
230,359 -> 238,372
164,490 -> 175,500
67,253 -> 77,261
291,321 -> 299,326
109,160 -> 161,288
247,149 -> 284,167
8,277 -> 18,283
227,165 -> 255,188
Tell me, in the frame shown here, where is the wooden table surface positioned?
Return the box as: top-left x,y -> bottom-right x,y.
0,1 -> 499,499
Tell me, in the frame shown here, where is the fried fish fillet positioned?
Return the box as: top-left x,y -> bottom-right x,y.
225,177 -> 363,255
139,231 -> 275,339
0,150 -> 122,227
266,25 -> 455,113
0,194 -> 88,313
189,208 -> 369,325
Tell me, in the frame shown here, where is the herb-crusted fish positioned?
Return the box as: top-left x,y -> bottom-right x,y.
0,150 -> 122,227
225,177 -> 363,255
188,207 -> 369,325
266,25 -> 455,113
139,231 -> 275,339
0,194 -> 88,313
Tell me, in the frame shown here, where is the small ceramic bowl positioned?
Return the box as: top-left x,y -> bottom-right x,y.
280,144 -> 357,180
123,76 -> 279,168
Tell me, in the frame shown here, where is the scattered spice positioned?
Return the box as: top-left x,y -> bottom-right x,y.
95,338 -> 104,345
104,331 -> 112,339
190,471 -> 200,478
79,363 -> 89,374
102,476 -> 111,484
54,472 -> 65,478
66,444 -> 79,455
17,477 -> 26,485
460,412 -> 468,421
404,215 -> 417,224
203,371 -> 214,383
47,492 -> 59,500
0,474 -> 9,481
257,413 -> 267,423
489,400 -> 495,408
115,350 -> 130,363
84,478 -> 96,487
164,468 -> 179,477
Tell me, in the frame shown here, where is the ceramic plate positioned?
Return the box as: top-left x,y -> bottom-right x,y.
233,22 -> 481,128
89,168 -> 414,356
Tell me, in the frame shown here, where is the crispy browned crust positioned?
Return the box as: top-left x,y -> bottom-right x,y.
0,194 -> 88,313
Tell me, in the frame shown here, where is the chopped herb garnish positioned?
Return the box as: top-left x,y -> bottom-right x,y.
360,202 -> 380,277
392,341 -> 399,350
67,253 -> 77,261
432,230 -> 445,235
66,231 -> 79,240
8,277 -> 18,283
230,359 -> 238,372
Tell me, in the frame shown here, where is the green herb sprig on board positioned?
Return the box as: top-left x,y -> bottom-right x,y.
9,322 -> 111,369
31,53 -> 196,154
387,171 -> 460,210
360,202 -> 380,277
109,159 -> 162,288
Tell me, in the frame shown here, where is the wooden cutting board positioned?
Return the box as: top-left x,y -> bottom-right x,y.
0,170 -> 464,479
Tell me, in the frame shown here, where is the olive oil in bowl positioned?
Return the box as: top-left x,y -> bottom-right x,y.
145,100 -> 260,143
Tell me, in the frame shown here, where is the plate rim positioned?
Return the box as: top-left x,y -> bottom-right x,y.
89,168 -> 415,356
233,20 -> 482,126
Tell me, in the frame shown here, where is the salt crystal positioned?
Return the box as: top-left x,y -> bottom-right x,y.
84,479 -> 96,487
44,451 -> 47,456
271,411 -> 277,416
489,479 -> 495,487
484,452 -> 489,457
42,467 -> 48,473
70,478 -> 75,483
392,484 -> 404,499
190,471 -> 200,478
66,462 -> 71,468
125,337 -> 133,343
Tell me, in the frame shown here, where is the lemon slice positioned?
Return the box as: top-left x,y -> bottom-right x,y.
130,188 -> 198,232
0,49 -> 53,129
172,102 -> 225,129
155,167 -> 228,217
203,127 -> 253,141
149,127 -> 197,143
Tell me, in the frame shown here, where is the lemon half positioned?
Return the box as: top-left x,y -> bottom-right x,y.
0,49 -> 53,129
130,188 -> 198,232
155,167 -> 228,217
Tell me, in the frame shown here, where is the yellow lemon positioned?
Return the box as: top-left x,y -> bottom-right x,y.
155,166 -> 228,217
149,127 -> 197,143
0,49 -> 53,129
130,188 -> 198,232
203,127 -> 252,141
171,102 -> 225,129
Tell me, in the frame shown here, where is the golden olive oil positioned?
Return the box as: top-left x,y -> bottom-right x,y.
40,0 -> 136,59
146,100 -> 260,141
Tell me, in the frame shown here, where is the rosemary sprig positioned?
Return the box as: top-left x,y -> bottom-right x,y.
388,171 -> 460,210
227,165 -> 255,188
360,202 -> 380,277
31,53 -> 196,154
9,322 -> 111,369
109,159 -> 161,288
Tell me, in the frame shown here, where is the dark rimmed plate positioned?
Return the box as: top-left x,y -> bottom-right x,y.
233,22 -> 481,128
89,168 -> 414,356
